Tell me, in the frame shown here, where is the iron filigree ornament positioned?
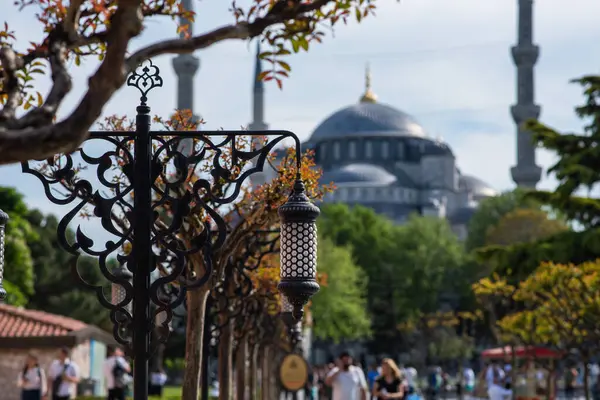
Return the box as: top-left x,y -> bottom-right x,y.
126,59 -> 164,105
20,57 -> 309,400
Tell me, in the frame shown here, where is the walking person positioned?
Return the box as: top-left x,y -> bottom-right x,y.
149,367 -> 167,397
104,347 -> 131,400
487,366 -> 512,400
461,364 -> 475,400
47,347 -> 80,400
325,351 -> 368,400
564,363 -> 578,400
17,353 -> 47,400
372,358 -> 406,400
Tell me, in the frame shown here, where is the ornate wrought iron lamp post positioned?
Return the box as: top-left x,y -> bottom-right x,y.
0,209 -> 8,302
21,60 -> 320,400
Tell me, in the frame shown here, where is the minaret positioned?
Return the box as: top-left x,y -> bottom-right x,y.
248,42 -> 272,187
172,0 -> 200,158
249,41 -> 268,131
510,0 -> 542,188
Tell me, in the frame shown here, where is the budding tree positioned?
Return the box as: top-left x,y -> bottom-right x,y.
0,0 -> 379,164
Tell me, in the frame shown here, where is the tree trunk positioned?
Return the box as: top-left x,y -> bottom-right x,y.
270,347 -> 279,400
219,319 -> 234,400
181,285 -> 210,400
261,346 -> 270,400
236,336 -> 248,400
249,343 -> 258,400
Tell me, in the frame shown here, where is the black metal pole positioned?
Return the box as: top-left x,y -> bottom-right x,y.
132,101 -> 153,400
201,296 -> 213,400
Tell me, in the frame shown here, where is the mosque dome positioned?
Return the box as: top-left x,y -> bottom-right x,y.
309,65 -> 426,142
310,103 -> 426,142
321,163 -> 397,186
459,175 -> 497,198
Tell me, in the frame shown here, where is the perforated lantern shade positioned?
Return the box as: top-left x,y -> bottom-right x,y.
0,209 -> 8,302
278,179 -> 320,322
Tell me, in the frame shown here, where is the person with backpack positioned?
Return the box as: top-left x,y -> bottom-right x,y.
103,347 -> 131,400
17,353 -> 47,400
47,347 -> 80,400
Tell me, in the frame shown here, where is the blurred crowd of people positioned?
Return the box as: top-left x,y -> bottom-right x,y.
308,351 -> 422,400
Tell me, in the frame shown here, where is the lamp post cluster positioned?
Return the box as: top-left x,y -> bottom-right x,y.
17,60 -> 320,400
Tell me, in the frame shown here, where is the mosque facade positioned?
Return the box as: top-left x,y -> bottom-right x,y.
249,54 -> 498,238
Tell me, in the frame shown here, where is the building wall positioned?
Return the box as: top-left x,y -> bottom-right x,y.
0,341 -> 93,400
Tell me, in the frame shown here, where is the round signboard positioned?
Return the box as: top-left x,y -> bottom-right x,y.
278,353 -> 309,392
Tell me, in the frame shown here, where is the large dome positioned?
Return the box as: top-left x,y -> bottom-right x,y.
310,102 -> 427,142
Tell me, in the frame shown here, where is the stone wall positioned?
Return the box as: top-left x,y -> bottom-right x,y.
0,341 -> 91,400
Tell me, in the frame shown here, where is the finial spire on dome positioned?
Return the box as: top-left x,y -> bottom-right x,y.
360,63 -> 378,103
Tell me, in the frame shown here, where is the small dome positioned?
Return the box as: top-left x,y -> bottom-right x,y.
448,206 -> 477,225
310,102 -> 426,142
459,175 -> 497,197
321,163 -> 397,186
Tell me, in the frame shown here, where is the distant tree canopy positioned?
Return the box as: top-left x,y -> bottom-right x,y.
310,236 -> 370,342
0,186 -> 112,328
0,187 -> 36,305
471,76 -> 600,346
319,203 -> 471,354
465,189 -> 541,252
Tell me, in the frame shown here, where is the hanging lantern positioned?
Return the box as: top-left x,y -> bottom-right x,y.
278,178 -> 320,322
112,263 -> 133,322
0,209 -> 8,302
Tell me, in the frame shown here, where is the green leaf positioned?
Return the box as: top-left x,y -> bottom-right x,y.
277,60 -> 291,72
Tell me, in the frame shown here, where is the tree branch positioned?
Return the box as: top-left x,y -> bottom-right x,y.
0,0 -> 144,164
0,0 -> 334,165
126,0 -> 335,71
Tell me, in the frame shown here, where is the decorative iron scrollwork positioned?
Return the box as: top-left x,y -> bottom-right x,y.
127,60 -> 164,104
22,128 -> 299,354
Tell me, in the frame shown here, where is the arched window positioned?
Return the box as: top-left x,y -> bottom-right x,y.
349,141 -> 357,158
333,142 -> 341,160
319,143 -> 327,162
365,141 -> 373,159
381,141 -> 389,159
397,141 -> 405,159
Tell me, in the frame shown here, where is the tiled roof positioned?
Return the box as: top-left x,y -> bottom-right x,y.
0,304 -> 88,338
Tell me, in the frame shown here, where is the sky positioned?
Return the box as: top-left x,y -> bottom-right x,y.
1,0 -> 600,228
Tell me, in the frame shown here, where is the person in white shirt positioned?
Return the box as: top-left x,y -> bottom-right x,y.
325,351 -> 368,400
149,367 -> 168,397
47,347 -> 80,400
17,353 -> 47,400
485,362 -> 505,388
103,347 -> 131,400
404,365 -> 418,394
488,381 -> 512,400
462,366 -> 475,400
